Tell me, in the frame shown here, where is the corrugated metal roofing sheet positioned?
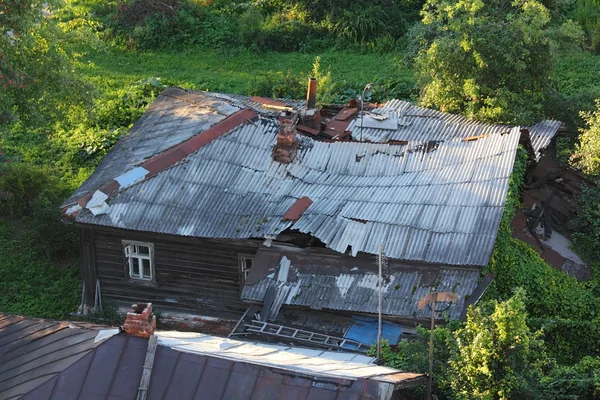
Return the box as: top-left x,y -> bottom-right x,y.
241,259 -> 479,320
75,90 -> 523,266
528,119 -> 562,161
347,99 -> 511,143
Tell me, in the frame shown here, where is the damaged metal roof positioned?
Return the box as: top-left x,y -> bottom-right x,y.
348,100 -> 561,161
73,88 -> 525,266
241,247 -> 487,320
527,119 -> 562,161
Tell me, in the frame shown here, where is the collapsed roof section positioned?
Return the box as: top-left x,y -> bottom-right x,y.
240,246 -> 493,321
65,87 -> 560,267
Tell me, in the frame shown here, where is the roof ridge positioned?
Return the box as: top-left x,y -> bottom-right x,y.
65,108 -> 259,217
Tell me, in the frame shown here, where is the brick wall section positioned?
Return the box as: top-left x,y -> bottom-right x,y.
123,302 -> 156,338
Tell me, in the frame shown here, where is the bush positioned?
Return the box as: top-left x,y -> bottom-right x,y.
572,0 -> 600,52
532,318 -> 600,364
0,162 -> 56,218
572,100 -> 600,177
449,290 -> 550,399
414,0 -> 552,124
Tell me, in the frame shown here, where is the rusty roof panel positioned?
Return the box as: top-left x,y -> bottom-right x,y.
282,196 -> 314,221
62,89 -> 242,207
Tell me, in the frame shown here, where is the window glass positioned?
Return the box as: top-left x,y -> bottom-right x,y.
132,259 -> 140,277
142,259 -> 151,279
138,246 -> 150,256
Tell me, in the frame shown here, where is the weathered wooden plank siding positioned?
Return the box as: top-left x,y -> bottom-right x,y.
79,225 -> 258,320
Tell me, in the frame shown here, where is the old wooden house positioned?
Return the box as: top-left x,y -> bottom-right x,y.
61,83 -> 560,346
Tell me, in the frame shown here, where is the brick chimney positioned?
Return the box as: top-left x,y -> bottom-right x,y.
123,302 -> 156,338
273,110 -> 299,163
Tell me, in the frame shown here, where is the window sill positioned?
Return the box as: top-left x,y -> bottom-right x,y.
125,278 -> 158,288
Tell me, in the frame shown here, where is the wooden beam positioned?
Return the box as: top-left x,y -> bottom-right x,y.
136,335 -> 158,400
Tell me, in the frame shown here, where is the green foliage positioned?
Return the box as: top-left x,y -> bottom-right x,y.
571,183 -> 600,289
539,356 -> 600,399
449,290 -> 549,399
572,100 -> 600,176
369,325 -> 457,397
414,0 -> 552,124
531,318 -> 600,364
486,148 -> 600,322
572,0 -> 600,52
0,220 -> 80,319
0,0 -> 93,126
61,0 -> 423,52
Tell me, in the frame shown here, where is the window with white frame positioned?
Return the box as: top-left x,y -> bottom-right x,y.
123,241 -> 154,281
238,255 -> 254,287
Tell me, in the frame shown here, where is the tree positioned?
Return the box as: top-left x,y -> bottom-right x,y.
0,0 -> 92,126
414,0 -> 552,124
449,290 -> 549,399
572,100 -> 600,177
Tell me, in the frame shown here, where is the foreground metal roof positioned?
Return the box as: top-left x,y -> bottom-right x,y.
74,88 -> 526,266
0,314 -> 118,400
14,326 -> 423,400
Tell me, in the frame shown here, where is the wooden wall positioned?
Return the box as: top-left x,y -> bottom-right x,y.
78,224 -> 259,320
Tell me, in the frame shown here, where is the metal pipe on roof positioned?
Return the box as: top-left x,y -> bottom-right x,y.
306,78 -> 317,109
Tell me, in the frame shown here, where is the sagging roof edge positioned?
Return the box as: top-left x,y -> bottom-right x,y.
62,107 -> 259,213
459,272 -> 495,320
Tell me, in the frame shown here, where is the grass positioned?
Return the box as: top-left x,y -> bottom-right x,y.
78,47 -> 412,94
552,51 -> 600,101
0,220 -> 80,319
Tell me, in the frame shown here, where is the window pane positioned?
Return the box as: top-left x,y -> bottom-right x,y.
132,259 -> 140,278
138,246 -> 150,256
245,258 -> 253,269
142,259 -> 151,279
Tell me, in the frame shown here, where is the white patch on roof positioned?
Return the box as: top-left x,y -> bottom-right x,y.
115,166 -> 149,189
87,190 -> 110,216
277,256 -> 291,283
65,204 -> 82,216
94,328 -> 120,343
153,331 -> 411,381
336,274 -> 356,298
543,231 -> 586,265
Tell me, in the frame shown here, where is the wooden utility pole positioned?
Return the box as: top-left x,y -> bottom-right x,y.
418,291 -> 458,400
377,244 -> 383,359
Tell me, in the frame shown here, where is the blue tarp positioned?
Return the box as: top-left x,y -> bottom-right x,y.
343,316 -> 403,349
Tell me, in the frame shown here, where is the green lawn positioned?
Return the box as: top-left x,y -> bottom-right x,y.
78,47 -> 412,94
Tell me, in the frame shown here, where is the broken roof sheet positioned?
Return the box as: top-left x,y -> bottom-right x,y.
241,247 -> 486,320
349,100 -> 561,160
347,99 -> 511,143
73,88 -> 523,266
0,314 -> 118,400
527,119 -> 562,161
